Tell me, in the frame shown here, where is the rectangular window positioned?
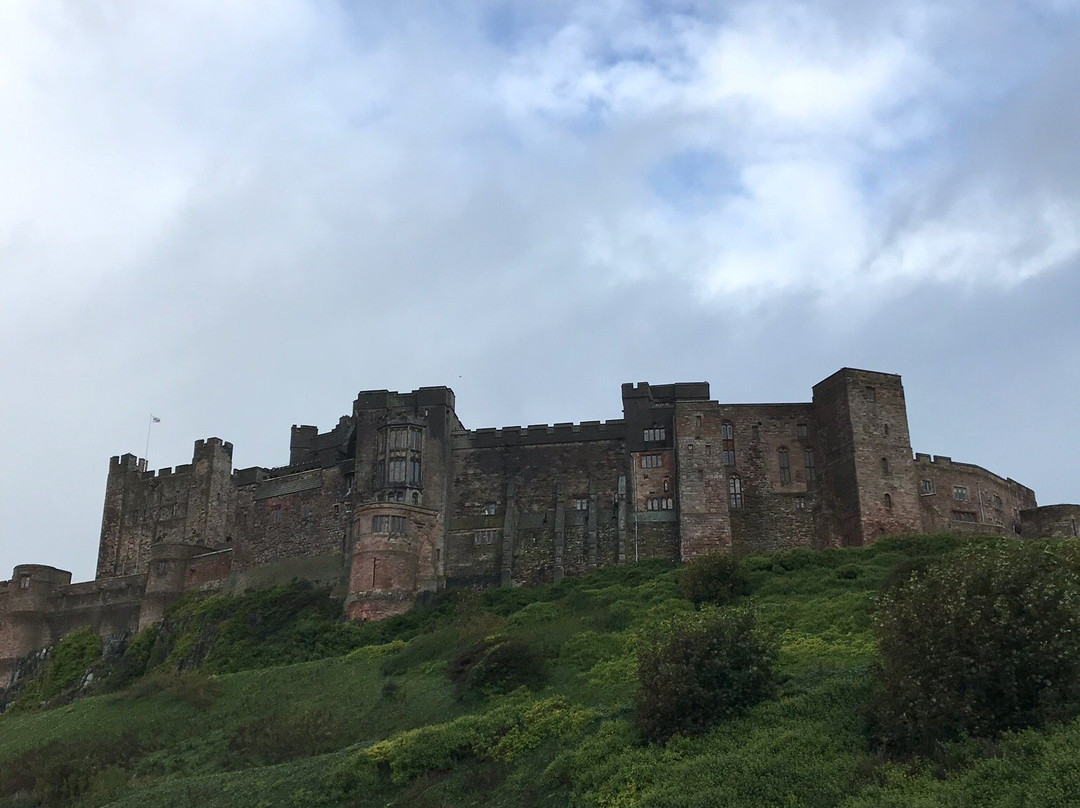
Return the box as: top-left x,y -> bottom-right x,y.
951,510 -> 977,523
388,458 -> 406,483
574,498 -> 588,511
407,457 -> 422,485
643,428 -> 666,443
373,515 -> 407,533
804,449 -> 816,483
921,479 -> 935,494
481,502 -> 497,515
722,449 -> 736,466
865,386 -> 876,402
695,414 -> 702,429
474,529 -> 499,545
797,423 -> 808,439
779,451 -> 791,484
388,429 -> 407,450
19,575 -> 30,589
641,454 -> 663,468
953,486 -> 968,502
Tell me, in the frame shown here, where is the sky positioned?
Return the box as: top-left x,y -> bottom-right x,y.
2,0 -> 1079,583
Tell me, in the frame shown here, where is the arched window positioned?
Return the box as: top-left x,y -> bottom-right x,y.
778,448 -> 791,484
722,421 -> 736,466
884,493 -> 892,509
729,475 -> 743,508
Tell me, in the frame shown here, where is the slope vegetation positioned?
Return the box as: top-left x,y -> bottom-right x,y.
3,534 -> 1080,807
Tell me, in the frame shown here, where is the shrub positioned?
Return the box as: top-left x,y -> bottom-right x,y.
9,627 -> 103,709
228,709 -> 346,766
0,733 -> 143,807
448,635 -> 546,698
365,695 -> 594,784
679,552 -> 750,607
126,669 -> 220,707
44,628 -> 103,697
635,607 -> 777,743
872,541 -> 1080,756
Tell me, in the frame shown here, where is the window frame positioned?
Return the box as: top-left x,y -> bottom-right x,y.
729,475 -> 743,508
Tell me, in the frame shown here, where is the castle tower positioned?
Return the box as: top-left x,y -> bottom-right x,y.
812,369 -> 921,545
186,438 -> 234,547
0,565 -> 72,687
622,382 -> 718,562
96,439 -> 235,581
671,397 -> 736,559
346,387 -> 460,620
97,453 -> 148,579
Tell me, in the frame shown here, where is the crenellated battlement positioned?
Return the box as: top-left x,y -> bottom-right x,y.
454,419 -> 627,449
914,453 -> 1034,494
354,386 -> 456,412
621,381 -> 710,402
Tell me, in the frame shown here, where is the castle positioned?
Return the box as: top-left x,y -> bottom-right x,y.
2,367 -> 1078,687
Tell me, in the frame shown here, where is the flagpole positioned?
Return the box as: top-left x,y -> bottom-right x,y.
145,415 -> 159,467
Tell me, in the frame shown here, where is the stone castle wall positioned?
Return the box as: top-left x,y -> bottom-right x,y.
2,367 -> 1074,687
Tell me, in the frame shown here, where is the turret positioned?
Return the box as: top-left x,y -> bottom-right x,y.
0,565 -> 72,687
812,369 -> 921,545
346,387 -> 459,619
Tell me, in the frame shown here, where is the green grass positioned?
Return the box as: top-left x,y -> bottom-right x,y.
5,533 -> 1080,808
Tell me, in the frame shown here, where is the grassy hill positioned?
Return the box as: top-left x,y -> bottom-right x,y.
4,534 -> 1080,807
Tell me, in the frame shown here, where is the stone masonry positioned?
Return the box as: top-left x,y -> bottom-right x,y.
2,367 -> 1072,686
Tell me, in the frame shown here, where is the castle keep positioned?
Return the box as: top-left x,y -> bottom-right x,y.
2,368 -> 1077,686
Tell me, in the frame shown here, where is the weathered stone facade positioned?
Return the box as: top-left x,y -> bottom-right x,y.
1,367 -> 1071,686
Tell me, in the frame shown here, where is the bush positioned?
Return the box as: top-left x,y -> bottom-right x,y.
635,607 -> 777,743
0,733 -> 143,807
872,541 -> 1080,756
9,627 -> 103,710
679,552 -> 750,607
448,635 -> 546,698
228,709 -> 346,766
126,669 -> 220,708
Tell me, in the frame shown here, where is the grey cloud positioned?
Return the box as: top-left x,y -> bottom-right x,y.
2,1 -> 1079,581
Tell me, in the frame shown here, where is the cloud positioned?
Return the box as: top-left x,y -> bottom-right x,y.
1,0 -> 1079,579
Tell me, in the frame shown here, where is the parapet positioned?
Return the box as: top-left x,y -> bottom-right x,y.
621,381 -> 711,402
354,386 -> 456,412
6,565 -> 73,611
914,453 -> 1036,496
193,437 -> 234,457
109,453 -> 146,473
454,419 -> 627,449
234,466 -> 269,487
12,565 -> 72,588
